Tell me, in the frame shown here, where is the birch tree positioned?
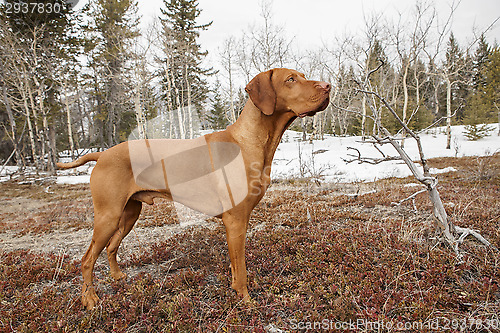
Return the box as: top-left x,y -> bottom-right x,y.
390,1 -> 435,146
219,37 -> 238,123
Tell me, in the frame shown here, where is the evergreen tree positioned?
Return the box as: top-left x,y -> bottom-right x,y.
158,0 -> 213,112
445,33 -> 462,74
444,33 -> 470,123
471,34 -> 491,90
206,82 -> 229,130
463,123 -> 493,141
487,47 -> 500,135
464,46 -> 500,126
82,0 -> 140,147
366,40 -> 389,89
407,58 -> 433,131
365,39 -> 400,134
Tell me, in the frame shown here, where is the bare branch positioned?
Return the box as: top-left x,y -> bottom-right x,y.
391,188 -> 427,209
455,226 -> 494,248
417,106 -> 461,135
331,102 -> 377,123
343,146 -> 402,165
365,59 -> 385,83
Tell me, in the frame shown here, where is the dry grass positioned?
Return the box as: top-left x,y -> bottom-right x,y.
0,154 -> 498,332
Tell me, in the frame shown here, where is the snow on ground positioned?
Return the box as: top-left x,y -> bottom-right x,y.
273,124 -> 500,183
1,124 -> 499,185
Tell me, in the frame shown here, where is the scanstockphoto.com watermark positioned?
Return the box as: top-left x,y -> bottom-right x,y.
289,317 -> 500,331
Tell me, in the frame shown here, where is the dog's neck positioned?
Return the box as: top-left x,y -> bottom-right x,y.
228,99 -> 296,165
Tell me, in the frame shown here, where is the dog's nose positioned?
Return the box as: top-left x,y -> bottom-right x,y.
317,82 -> 331,92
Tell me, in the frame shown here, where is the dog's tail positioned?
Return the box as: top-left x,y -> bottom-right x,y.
56,152 -> 102,169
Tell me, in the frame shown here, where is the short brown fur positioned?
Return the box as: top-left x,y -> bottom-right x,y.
57,68 -> 330,310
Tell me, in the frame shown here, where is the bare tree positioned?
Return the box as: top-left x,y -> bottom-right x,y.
249,0 -> 293,71
131,20 -> 159,140
61,77 -> 76,159
234,0 -> 294,79
219,36 -> 238,123
0,22 -> 24,167
335,61 -> 493,259
390,1 -> 435,146
1,23 -> 44,169
421,1 -> 470,149
322,34 -> 361,136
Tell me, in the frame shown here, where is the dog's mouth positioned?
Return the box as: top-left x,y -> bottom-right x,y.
298,110 -> 317,118
298,96 -> 330,118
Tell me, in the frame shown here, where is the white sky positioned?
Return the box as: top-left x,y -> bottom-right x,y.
73,0 -> 500,72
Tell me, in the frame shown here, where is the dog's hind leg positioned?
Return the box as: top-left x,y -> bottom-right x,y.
106,199 -> 142,281
81,209 -> 122,310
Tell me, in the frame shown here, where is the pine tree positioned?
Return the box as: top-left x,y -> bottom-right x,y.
463,123 -> 493,141
206,82 -> 229,130
449,33 -> 471,122
445,33 -> 462,74
365,39 -> 401,134
471,34 -> 490,91
408,58 -> 433,131
486,47 -> 500,135
83,0 -> 140,146
464,45 -> 500,127
158,0 -> 213,114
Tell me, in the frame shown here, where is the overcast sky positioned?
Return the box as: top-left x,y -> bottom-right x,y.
73,0 -> 500,70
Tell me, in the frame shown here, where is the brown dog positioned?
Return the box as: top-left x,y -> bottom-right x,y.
57,68 -> 330,310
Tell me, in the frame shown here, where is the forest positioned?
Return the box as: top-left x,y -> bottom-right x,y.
0,0 -> 499,172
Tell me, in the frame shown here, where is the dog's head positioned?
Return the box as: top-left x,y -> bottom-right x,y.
245,68 -> 331,117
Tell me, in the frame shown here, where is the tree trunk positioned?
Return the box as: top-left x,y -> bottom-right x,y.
39,83 -> 57,172
22,91 -> 38,168
428,185 -> 455,242
380,125 -> 457,245
229,71 -> 236,123
401,64 -> 409,148
163,61 -> 175,139
445,76 -> 452,149
2,86 -> 23,166
361,94 -> 367,140
185,65 -> 193,139
496,103 -> 500,136
77,90 -> 85,149
26,79 -> 43,160
434,78 -> 440,117
64,91 -> 75,159
134,87 -> 146,140
48,124 -> 57,173
175,84 -> 185,139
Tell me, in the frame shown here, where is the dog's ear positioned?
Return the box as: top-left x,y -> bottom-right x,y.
245,69 -> 276,115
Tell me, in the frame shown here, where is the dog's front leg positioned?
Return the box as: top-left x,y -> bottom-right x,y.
223,212 -> 252,303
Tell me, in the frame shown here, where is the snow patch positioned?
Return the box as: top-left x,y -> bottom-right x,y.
2,123 -> 499,185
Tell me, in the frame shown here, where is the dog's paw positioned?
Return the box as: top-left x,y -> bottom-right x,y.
242,295 -> 258,308
110,270 -> 127,281
82,287 -> 99,310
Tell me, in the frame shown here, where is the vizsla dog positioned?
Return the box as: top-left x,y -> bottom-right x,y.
57,68 -> 330,310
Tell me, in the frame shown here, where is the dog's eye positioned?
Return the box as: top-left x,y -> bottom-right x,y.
286,77 -> 295,83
